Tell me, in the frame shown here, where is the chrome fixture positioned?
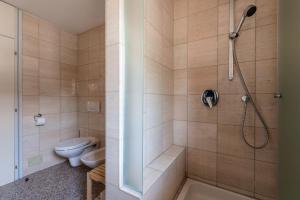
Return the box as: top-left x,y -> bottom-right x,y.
229,5 -> 257,40
201,90 -> 219,109
229,4 -> 270,149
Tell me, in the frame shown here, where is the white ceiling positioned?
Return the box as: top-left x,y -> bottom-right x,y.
4,0 -> 105,33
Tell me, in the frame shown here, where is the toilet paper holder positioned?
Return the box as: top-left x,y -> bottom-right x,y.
201,89 -> 219,109
34,113 -> 46,126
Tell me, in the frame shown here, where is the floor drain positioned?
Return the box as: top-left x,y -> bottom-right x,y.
25,178 -> 29,182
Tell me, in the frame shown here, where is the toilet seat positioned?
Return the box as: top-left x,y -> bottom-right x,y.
55,138 -> 91,151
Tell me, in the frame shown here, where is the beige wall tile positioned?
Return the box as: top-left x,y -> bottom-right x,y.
218,124 -> 254,159
188,0 -> 218,15
78,66 -> 89,81
23,96 -> 39,116
188,95 -> 218,123
188,37 -> 217,68
173,120 -> 187,146
174,44 -> 187,69
23,75 -> 39,96
39,19 -> 60,44
145,0 -> 163,33
255,94 -> 278,129
22,115 -> 39,136
78,113 -> 89,128
23,35 -> 39,58
144,94 -> 163,129
23,13 -> 39,38
40,78 -> 60,96
235,29 -> 255,62
88,113 -> 105,131
105,44 -> 119,92
88,79 -> 104,96
61,47 -> 77,65
256,24 -> 277,61
256,59 -> 277,94
256,0 -> 277,27
145,58 -> 162,94
217,154 -> 254,194
23,134 -> 39,157
39,131 -> 60,151
218,62 -> 255,94
173,95 -> 187,120
218,94 -> 255,126
61,97 -> 77,113
218,34 -> 229,65
40,96 -> 60,114
76,81 -> 89,97
188,148 -> 216,183
255,128 -> 278,163
188,7 -> 218,41
39,59 -> 60,79
60,112 -> 77,130
89,62 -> 104,80
174,69 -> 187,95
188,122 -> 217,152
78,49 -> 89,66
39,40 -> 60,61
188,66 -> 217,94
218,3 -> 229,35
89,45 -> 104,63
61,80 -> 76,97
23,56 -> 39,77
61,31 -> 78,50
255,161 -> 278,199
78,32 -> 89,50
174,0 -> 187,19
61,64 -> 77,81
39,114 -> 60,133
174,18 -> 187,45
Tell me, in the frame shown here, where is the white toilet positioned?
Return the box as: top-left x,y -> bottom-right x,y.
54,137 -> 99,167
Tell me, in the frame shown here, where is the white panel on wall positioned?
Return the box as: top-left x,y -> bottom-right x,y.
0,1 -> 16,38
0,35 -> 16,186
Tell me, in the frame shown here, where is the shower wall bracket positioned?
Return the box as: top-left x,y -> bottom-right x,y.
228,0 -> 234,81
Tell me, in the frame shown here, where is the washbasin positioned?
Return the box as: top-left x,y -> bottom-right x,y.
80,147 -> 105,168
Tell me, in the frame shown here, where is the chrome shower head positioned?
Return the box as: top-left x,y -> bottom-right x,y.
243,5 -> 257,17
230,4 -> 257,39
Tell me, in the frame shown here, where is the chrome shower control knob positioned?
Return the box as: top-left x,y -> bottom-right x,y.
201,90 -> 219,109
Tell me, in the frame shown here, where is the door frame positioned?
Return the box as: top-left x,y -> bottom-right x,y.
14,8 -> 22,180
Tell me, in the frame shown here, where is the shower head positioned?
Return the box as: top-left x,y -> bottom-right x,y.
230,4 -> 257,39
243,5 -> 257,17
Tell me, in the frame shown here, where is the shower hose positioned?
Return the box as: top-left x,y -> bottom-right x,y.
232,40 -> 270,149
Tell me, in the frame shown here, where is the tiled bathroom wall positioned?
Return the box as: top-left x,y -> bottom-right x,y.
144,0 -> 174,166
77,26 -> 105,146
173,0 -> 278,199
22,13 -> 106,176
22,12 -> 78,175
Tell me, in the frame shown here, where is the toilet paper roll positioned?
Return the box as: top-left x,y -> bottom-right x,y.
35,117 -> 46,126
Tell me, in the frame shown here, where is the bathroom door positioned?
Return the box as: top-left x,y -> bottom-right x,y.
0,2 -> 17,186
279,0 -> 300,199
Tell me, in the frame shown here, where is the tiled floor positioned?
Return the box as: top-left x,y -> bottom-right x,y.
0,162 -> 103,200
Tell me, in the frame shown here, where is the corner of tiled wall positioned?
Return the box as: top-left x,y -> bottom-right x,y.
22,12 -> 79,175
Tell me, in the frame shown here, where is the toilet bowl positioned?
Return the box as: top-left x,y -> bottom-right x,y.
54,137 -> 99,167
80,147 -> 105,168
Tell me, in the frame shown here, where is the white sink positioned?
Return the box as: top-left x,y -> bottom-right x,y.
80,147 -> 105,168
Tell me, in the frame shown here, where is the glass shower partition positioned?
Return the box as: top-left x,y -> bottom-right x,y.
121,0 -> 144,196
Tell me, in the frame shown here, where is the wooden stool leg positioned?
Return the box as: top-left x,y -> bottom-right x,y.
87,174 -> 92,200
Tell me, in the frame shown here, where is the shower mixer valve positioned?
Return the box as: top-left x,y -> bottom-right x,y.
201,90 -> 219,109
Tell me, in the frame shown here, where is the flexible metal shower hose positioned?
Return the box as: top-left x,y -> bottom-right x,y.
232,40 -> 270,149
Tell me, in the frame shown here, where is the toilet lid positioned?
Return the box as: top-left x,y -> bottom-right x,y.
55,138 -> 91,151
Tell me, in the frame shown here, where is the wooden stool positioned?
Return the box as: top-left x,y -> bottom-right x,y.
87,164 -> 105,200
